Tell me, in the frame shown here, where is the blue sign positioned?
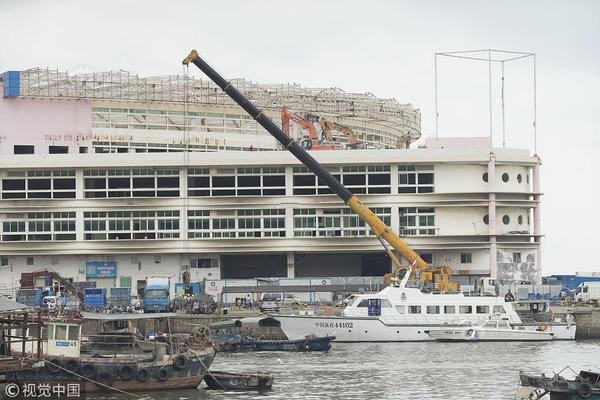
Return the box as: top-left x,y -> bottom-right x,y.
86,262 -> 117,278
55,341 -> 70,347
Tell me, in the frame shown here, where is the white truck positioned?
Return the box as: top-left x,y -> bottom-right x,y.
574,282 -> 600,303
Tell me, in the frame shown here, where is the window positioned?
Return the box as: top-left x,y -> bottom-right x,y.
68,325 -> 79,340
460,253 -> 472,264
49,146 -> 69,154
357,299 -> 368,308
395,305 -> 405,314
79,146 -> 88,154
420,253 -> 433,264
459,305 -> 472,314
381,299 -> 392,308
55,325 -> 67,340
426,305 -> 440,314
483,214 -> 489,225
482,172 -> 488,182
408,306 -> 421,314
26,257 -> 34,266
47,326 -> 54,340
444,305 -> 456,314
14,145 -> 35,154
502,215 -> 510,225
154,255 -> 161,264
399,208 -> 435,236
476,305 -> 490,314
502,173 -> 509,182
398,165 -> 434,193
493,305 -> 506,314
513,252 -> 521,263
518,215 -> 523,225
0,257 -> 8,267
517,173 -> 522,183
191,258 -> 214,268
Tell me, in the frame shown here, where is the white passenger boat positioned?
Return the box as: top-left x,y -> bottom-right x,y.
274,275 -> 576,342
425,319 -> 555,342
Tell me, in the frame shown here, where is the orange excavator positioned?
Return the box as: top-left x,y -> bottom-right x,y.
281,107 -> 343,150
319,117 -> 361,149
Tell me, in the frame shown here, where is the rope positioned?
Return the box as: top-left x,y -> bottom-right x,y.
43,359 -> 140,398
194,352 -> 228,390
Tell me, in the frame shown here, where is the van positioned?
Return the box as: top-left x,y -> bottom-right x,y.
42,296 -> 59,311
259,292 -> 302,312
575,282 -> 600,303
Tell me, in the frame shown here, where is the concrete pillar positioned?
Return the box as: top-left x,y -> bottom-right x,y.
532,155 -> 542,276
487,154 -> 497,279
286,251 -> 295,278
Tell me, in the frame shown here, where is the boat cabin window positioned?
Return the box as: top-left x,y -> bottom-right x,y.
444,305 -> 456,314
459,305 -> 472,314
498,321 -> 511,329
482,321 -> 497,329
408,306 -> 421,314
395,305 -> 405,314
476,306 -> 490,314
68,326 -> 79,341
426,305 -> 440,314
381,299 -> 392,308
356,299 -> 369,308
47,326 -> 54,340
493,305 -> 507,314
55,325 -> 67,341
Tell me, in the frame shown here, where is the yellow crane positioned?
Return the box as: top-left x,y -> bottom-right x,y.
183,50 -> 458,293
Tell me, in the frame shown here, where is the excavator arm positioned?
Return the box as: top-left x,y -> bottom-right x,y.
183,50 -> 456,291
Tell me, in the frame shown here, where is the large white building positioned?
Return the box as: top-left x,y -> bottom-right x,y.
0,68 -> 542,292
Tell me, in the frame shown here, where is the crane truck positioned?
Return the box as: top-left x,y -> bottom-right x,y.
183,50 -> 458,293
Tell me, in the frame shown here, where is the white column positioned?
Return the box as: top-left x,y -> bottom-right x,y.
488,154 -> 497,278
286,251 -> 295,278
532,155 -> 542,276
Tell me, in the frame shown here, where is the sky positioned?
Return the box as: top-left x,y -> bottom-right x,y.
0,0 -> 598,275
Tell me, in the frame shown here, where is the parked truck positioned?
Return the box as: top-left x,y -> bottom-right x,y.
575,282 -> 600,304
143,277 -> 171,313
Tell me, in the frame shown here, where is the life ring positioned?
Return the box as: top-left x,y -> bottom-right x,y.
45,358 -> 62,374
136,368 -> 150,382
63,358 -> 80,372
464,329 -> 474,339
537,323 -> 548,332
577,383 -> 592,399
80,363 -> 97,379
156,368 -> 169,382
117,365 -> 135,381
173,355 -> 187,371
324,307 -> 333,316
96,372 -> 115,387
504,292 -> 515,302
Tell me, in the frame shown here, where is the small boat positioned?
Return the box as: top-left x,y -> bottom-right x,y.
518,368 -> 600,400
425,319 -> 554,342
204,371 -> 274,391
214,334 -> 335,352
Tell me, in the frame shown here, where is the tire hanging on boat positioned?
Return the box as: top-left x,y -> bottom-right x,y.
63,358 -> 80,372
173,355 -> 187,370
80,363 -> 97,379
136,368 -> 150,382
156,368 -> 169,382
45,358 -> 62,374
96,372 -> 115,387
577,383 -> 592,399
117,365 -> 135,381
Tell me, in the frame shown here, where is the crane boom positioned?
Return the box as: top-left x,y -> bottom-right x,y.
182,50 -> 432,277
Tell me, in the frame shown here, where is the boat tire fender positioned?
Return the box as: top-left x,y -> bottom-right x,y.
80,363 -> 97,379
45,358 -> 62,374
537,323 -> 548,332
118,365 -> 135,381
577,383 -> 592,399
96,372 -> 115,387
504,293 -> 515,302
136,368 -> 150,382
63,358 -> 80,372
173,355 -> 187,370
157,368 -> 169,382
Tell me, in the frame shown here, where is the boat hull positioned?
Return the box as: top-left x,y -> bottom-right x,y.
204,371 -> 273,391
275,315 -> 575,342
426,327 -> 554,342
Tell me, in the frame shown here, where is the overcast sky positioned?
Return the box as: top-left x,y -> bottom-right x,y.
1,0 -> 598,275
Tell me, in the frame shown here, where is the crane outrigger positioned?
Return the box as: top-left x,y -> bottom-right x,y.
182,50 -> 457,293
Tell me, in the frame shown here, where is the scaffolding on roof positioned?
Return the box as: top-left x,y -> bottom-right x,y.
16,68 -> 421,142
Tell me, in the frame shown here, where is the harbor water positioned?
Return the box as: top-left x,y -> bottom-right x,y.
88,340 -> 600,400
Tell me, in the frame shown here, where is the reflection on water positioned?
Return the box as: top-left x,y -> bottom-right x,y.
89,340 -> 599,400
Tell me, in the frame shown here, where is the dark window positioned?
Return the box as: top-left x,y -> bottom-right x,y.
191,258 -> 214,268
14,145 -> 34,154
212,176 -> 235,188
513,252 -> 522,263
263,188 -> 285,196
293,175 -> 315,187
117,147 -> 128,153
417,187 -> 434,193
343,174 -> 366,186
263,176 -> 285,187
420,253 -> 433,264
49,146 -> 68,154
108,178 -> 130,189
460,253 -> 472,264
369,187 -> 391,194
483,214 -> 489,225
133,177 -> 154,188
133,190 -> 155,197
482,172 -> 488,182
26,257 -> 34,265
237,176 -> 260,187
157,177 -> 179,188
28,179 -> 51,190
398,187 -> 417,193
517,173 -> 522,183
238,189 -> 261,196
28,192 -> 51,198
53,179 -> 75,190
85,191 -> 106,198
502,173 -> 509,182
3,179 -> 25,191
418,173 -> 434,185
188,176 -> 209,188
212,189 -> 236,196
108,191 -> 130,197
79,147 -> 88,154
189,189 -> 210,197
518,215 -> 523,225
502,215 -> 510,225
368,174 -> 390,185
294,188 -> 316,195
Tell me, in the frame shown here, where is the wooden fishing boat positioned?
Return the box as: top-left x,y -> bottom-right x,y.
204,371 -> 273,391
214,335 -> 335,352
518,368 -> 600,400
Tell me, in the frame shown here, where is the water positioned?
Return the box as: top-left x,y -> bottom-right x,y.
90,340 -> 600,400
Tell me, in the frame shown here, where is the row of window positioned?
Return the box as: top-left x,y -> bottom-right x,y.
1,212 -> 76,241
482,172 -> 527,184
356,299 -> 506,315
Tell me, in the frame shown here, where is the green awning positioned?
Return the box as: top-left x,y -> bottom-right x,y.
208,319 -> 242,330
